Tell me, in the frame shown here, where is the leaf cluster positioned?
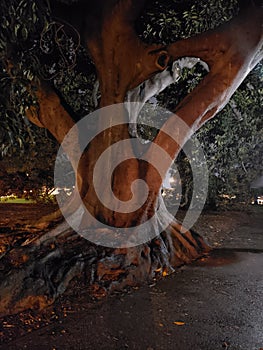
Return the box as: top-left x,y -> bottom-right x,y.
136,0 -> 238,44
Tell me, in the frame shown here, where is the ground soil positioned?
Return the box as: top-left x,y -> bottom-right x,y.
0,204 -> 262,349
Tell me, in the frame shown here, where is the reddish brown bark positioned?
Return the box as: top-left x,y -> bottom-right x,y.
26,82 -> 75,143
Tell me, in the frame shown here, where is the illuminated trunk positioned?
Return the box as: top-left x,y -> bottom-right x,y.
0,90 -> 210,317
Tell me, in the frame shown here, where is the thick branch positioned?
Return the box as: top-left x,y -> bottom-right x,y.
167,4 -> 262,67
24,81 -> 86,226
125,57 -> 208,140
53,1 -> 170,107
172,7 -> 262,128
146,4 -> 262,193
26,81 -> 75,145
51,0 -> 147,42
85,1 -> 170,106
27,81 -> 85,176
110,0 -> 148,23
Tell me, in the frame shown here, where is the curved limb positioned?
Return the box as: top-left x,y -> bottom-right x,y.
125,57 -> 209,140
143,4 -> 263,194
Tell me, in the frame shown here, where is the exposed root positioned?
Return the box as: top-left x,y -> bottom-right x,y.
31,208 -> 64,230
0,216 -> 210,317
29,190 -> 83,230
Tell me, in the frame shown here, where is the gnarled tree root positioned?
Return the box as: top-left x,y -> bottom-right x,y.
0,221 -> 210,317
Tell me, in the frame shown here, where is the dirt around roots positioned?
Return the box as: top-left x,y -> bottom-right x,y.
0,204 -> 262,349
0,203 -> 58,228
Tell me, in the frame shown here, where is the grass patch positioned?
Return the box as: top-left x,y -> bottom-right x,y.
0,198 -> 36,204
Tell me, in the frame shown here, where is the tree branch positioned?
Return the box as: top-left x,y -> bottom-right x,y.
167,4 -> 262,67
111,0 -> 148,23
125,57 -> 208,140
26,81 -> 75,145
25,81 -> 83,178
53,0 -> 170,106
85,1 -> 170,106
145,4 -> 263,193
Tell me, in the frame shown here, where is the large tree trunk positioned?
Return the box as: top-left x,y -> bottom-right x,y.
1,0 -> 262,316
0,99 -> 210,316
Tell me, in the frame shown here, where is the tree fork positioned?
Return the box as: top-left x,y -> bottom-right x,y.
85,1 -> 171,105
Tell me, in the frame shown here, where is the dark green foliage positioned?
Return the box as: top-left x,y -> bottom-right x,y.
0,0 -> 95,157
164,63 -> 262,208
197,63 -> 263,206
135,0 -> 238,44
0,128 -> 58,201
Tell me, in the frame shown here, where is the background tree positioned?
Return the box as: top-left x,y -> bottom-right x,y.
199,63 -> 263,207
169,64 -> 263,210
0,0 -> 262,316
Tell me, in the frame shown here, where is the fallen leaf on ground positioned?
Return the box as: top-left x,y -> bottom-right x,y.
173,321 -> 185,326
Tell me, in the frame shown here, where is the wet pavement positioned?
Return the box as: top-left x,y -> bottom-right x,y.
3,253 -> 263,350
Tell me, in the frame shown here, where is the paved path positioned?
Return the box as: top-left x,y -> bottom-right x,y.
3,250 -> 262,350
